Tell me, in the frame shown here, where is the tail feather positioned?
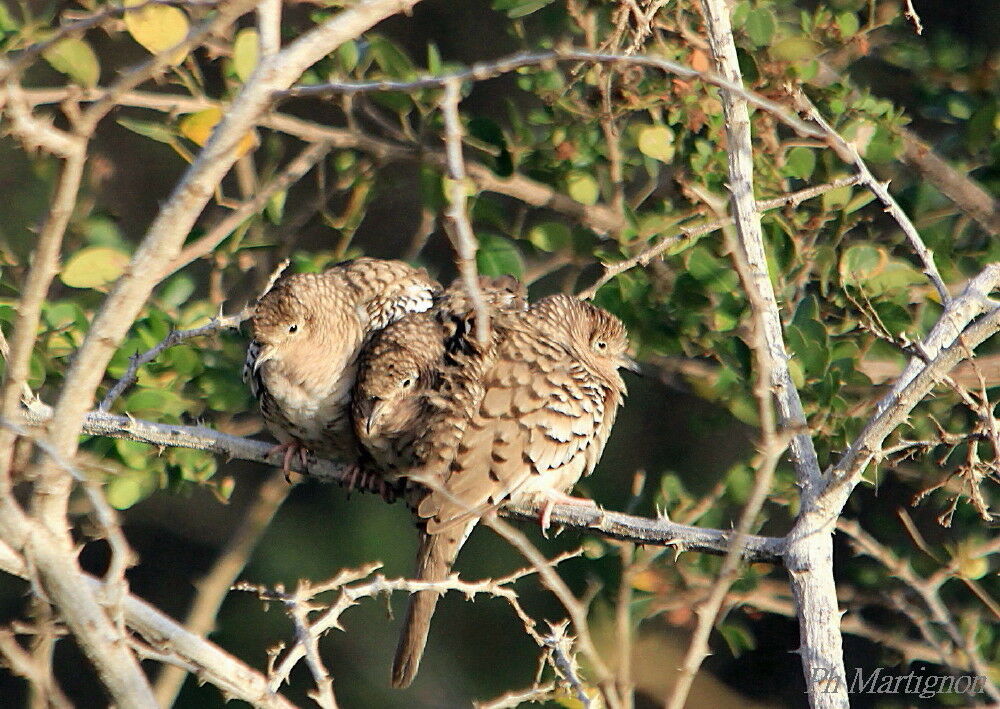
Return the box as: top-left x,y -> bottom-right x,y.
391,522 -> 473,688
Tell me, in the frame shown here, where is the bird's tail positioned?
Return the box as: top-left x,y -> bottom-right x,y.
391,520 -> 474,688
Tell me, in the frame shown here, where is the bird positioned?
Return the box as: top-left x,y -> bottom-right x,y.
356,288 -> 634,688
352,275 -> 527,479
243,257 -> 440,480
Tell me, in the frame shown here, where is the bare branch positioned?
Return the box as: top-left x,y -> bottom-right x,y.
19,398 -> 787,561
276,48 -> 826,141
898,127 -> 1000,236
440,77 -> 490,344
1,538 -> 300,708
697,1 -> 844,705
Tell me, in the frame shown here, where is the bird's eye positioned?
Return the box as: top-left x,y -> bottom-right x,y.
594,340 -> 607,351
288,324 -> 298,333
400,378 -> 412,389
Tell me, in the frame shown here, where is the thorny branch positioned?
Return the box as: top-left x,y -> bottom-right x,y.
18,397 -> 786,562
577,175 -> 864,299
239,555 -> 577,700
440,77 -> 490,344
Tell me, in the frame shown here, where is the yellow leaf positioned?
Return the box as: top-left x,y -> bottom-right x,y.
179,108 -> 257,157
637,124 -> 675,162
232,28 -> 259,82
124,0 -> 190,65
61,247 -> 130,289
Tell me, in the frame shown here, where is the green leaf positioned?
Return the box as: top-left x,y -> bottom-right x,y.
874,301 -> 911,336
124,389 -> 190,419
527,222 -> 571,252
636,125 -> 675,162
863,125 -> 901,163
822,184 -> 853,212
784,147 -> 816,180
117,117 -> 177,145
157,275 -> 195,309
836,11 -> 860,37
491,0 -> 555,18
169,448 -> 216,482
82,215 -> 126,248
337,40 -> 359,73
744,9 -> 776,47
844,190 -> 876,214
61,247 -> 130,289
839,244 -> 885,285
686,246 -> 739,293
565,171 -> 600,205
368,35 -> 414,76
771,37 -> 822,61
427,43 -> 442,74
106,474 -> 150,510
866,260 -> 926,294
266,189 -> 287,224
719,623 -> 756,657
115,439 -> 152,470
232,28 -> 259,82
42,38 -> 100,88
476,233 -> 523,278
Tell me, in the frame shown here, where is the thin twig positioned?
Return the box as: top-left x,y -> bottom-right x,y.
482,514 -> 620,709
577,175 -> 863,299
791,90 -> 950,305
440,78 -> 490,344
157,141 -> 333,279
276,48 -> 826,141
99,312 -> 249,411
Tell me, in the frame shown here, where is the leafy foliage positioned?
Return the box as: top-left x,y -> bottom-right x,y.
0,0 -> 997,705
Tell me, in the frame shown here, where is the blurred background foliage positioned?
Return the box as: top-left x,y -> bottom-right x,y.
0,0 -> 997,706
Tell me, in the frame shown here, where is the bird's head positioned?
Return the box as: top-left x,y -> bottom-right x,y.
531,294 -> 638,381
354,355 -> 425,439
585,306 -> 638,377
249,274 -> 347,372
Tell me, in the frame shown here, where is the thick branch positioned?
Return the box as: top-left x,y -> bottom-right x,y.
699,1 -> 841,705
0,540 -> 298,709
898,127 -> 1000,236
19,400 -> 785,563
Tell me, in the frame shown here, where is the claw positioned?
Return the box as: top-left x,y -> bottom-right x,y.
537,491 -> 598,537
266,439 -> 310,482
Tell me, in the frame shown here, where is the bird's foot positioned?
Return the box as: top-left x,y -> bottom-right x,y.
267,440 -> 310,483
537,491 -> 598,536
341,463 -> 399,502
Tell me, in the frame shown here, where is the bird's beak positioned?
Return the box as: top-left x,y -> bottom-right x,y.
359,397 -> 385,437
620,355 -> 641,374
253,345 -> 275,373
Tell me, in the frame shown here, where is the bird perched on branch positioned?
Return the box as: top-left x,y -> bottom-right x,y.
355,286 -> 634,688
353,275 -> 527,479
244,258 -> 439,479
